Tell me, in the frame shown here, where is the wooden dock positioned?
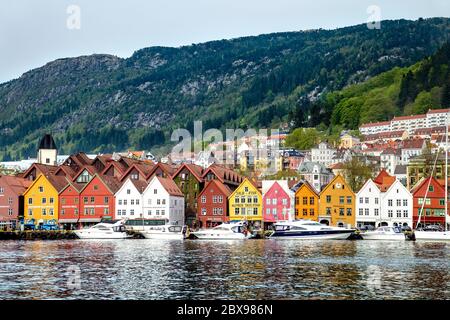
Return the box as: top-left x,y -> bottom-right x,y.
0,230 -> 78,241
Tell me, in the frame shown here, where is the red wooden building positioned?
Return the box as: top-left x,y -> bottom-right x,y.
58,182 -> 84,229
412,177 -> 447,228
79,174 -> 121,225
0,175 -> 32,229
263,181 -> 291,223
197,179 -> 232,228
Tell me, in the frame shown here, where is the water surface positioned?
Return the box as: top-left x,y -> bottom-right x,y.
0,240 -> 449,299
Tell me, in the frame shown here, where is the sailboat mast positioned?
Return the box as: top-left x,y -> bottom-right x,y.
446,113 -> 448,231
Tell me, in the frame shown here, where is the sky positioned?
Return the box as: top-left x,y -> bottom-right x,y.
0,0 -> 449,84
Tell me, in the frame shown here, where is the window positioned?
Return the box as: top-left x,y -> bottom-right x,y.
388,210 -> 393,218
28,198 -> 32,205
42,208 -> 47,216
403,199 -> 408,206
347,197 -> 352,204
50,197 -> 54,204
359,198 -> 363,204
364,208 -> 369,216
0,187 -> 3,194
326,195 -> 331,203
266,208 -> 271,214
74,209 -> 78,215
218,196 -> 223,203
90,197 -> 95,204
84,208 -> 88,215
61,209 -> 65,216
90,208 -> 95,215
241,196 -> 246,204
339,196 -> 344,204
403,210 -> 408,218
339,208 -> 345,216
272,199 -> 277,205
42,198 -> 46,204
126,189 -> 131,195
272,208 -> 277,215
346,208 -> 352,216
124,199 -> 128,205
309,197 -> 314,205
326,207 -> 331,215
130,209 -> 134,216
440,199 -> 445,206
375,198 -> 379,205
157,199 -> 161,205
235,197 -> 240,204
74,198 -> 79,204
295,197 -> 299,205
359,208 -> 363,216
396,199 -> 401,207
136,199 -> 140,205
105,197 -> 109,204
429,186 -> 434,192
83,197 -> 88,204
234,208 -> 239,215
93,185 -> 99,191
154,189 -> 157,194
365,197 -> 369,204
397,210 -> 401,218
253,208 -> 258,215
49,209 -> 54,216
28,209 -> 33,216
309,209 -> 314,216
213,196 -> 217,204
39,186 -> 44,193
117,210 -> 122,216
244,187 -> 248,192
61,198 -> 66,205
388,199 -> 393,206
266,198 -> 271,205
247,196 -> 252,204
118,199 -> 122,205
303,197 -> 308,205
374,208 -> 379,216
131,199 -> 135,205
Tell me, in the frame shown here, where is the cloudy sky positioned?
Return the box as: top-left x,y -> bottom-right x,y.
0,0 -> 448,83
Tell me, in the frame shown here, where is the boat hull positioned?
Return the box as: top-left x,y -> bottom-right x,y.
269,230 -> 354,240
361,233 -> 405,240
141,232 -> 184,240
414,231 -> 450,241
192,232 -> 249,240
74,231 -> 131,239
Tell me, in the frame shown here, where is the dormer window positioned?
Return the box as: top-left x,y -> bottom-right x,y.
131,173 -> 139,180
77,170 -> 91,183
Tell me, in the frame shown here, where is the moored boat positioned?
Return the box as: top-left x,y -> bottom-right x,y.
74,220 -> 131,239
413,230 -> 450,241
191,221 -> 252,240
269,220 -> 355,240
140,225 -> 187,240
360,226 -> 406,240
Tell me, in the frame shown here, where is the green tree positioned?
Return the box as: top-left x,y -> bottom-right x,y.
285,128 -> 321,150
341,158 -> 374,192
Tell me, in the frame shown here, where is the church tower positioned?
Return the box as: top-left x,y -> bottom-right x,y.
37,134 -> 58,166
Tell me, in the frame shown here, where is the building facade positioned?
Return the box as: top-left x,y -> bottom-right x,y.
412,177 -> 447,228
197,179 -> 231,228
0,175 -> 31,229
318,175 -> 355,227
229,178 -> 262,225
294,180 -> 319,221
262,181 -> 292,224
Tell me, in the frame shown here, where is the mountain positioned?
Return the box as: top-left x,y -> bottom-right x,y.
293,41 -> 450,131
0,18 -> 449,160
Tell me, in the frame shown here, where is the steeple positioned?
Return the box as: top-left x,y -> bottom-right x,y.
37,134 -> 58,166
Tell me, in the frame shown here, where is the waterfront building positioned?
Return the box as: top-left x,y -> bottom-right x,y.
22,163 -> 58,181
406,153 -> 448,190
142,176 -> 185,226
294,180 -> 319,222
339,133 -> 360,149
411,177 -> 448,228
310,142 -> 336,167
146,162 -> 179,180
298,161 -> 334,193
318,175 -> 355,227
119,162 -> 155,183
79,174 -> 120,225
115,178 -> 147,220
172,163 -> 205,227
356,170 -> 413,228
262,180 -> 292,224
0,175 -> 31,229
24,174 -> 68,228
197,179 -> 232,228
228,178 -> 262,225
58,181 -> 84,229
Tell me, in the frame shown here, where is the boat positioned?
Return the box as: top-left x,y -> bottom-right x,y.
269,220 -> 355,240
140,224 -> 188,240
360,226 -> 406,240
74,220 -> 131,239
191,221 -> 252,240
413,225 -> 450,241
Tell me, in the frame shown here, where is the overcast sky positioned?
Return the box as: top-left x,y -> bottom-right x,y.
0,0 -> 449,84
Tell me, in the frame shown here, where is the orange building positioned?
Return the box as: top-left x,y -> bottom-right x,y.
319,175 -> 355,227
294,181 -> 319,221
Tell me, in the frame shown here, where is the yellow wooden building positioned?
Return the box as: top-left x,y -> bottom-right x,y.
229,178 -> 262,222
294,181 -> 319,221
23,174 -> 68,227
318,175 -> 355,227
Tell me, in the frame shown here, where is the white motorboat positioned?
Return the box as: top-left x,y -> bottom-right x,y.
74,220 -> 131,239
192,221 -> 252,240
414,230 -> 450,241
360,226 -> 406,240
269,220 -> 355,240
140,225 -> 187,240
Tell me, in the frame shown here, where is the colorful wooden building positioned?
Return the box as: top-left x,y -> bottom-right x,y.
79,174 -> 120,225
24,174 -> 68,228
294,180 -> 319,221
197,179 -> 232,228
229,178 -> 262,225
172,163 -> 205,227
0,175 -> 32,229
58,181 -> 84,229
262,181 -> 292,223
318,175 -> 355,227
411,177 -> 447,228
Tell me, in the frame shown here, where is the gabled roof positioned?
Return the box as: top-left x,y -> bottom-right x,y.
54,165 -> 79,180
146,162 -> 179,179
148,176 -> 183,197
79,174 -> 123,195
25,174 -> 69,194
201,164 -> 243,185
72,165 -> 97,181
229,177 -> 262,199
119,162 -> 155,182
320,174 -> 354,195
295,180 -> 319,197
411,176 -> 446,195
22,163 -> 59,180
198,179 -> 232,198
0,175 -> 32,196
171,163 -> 204,182
116,177 -> 148,195
356,179 -> 380,196
373,169 -> 396,192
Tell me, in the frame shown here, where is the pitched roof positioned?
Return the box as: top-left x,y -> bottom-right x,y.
0,175 -> 32,195
38,134 -> 57,150
22,163 -> 59,179
401,138 -> 425,149
360,121 -> 391,128
199,179 -> 232,198
201,164 -> 243,185
394,164 -> 407,175
119,162 -> 155,182
172,163 -> 204,182
130,179 -> 148,194
45,175 -> 70,193
156,177 -> 183,197
427,108 -> 450,114
373,169 -> 396,192
98,175 -> 123,194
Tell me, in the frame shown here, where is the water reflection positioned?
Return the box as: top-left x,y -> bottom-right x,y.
0,240 -> 448,299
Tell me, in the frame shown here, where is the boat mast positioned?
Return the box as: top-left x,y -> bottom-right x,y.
446,113 -> 448,232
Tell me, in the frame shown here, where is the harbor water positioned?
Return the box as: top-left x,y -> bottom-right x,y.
0,239 -> 449,300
